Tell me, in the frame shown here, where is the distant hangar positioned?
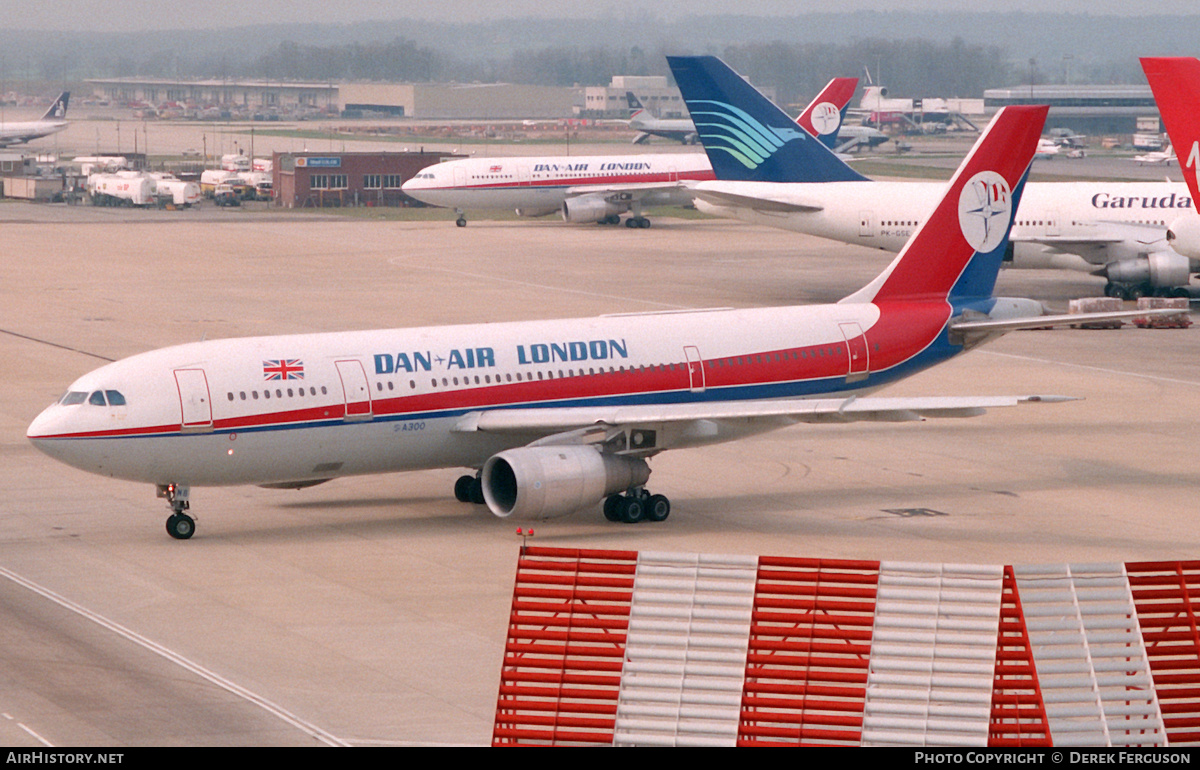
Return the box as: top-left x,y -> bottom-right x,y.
89,78 -> 582,120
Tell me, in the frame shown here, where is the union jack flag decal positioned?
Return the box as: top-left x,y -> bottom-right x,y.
263,359 -> 305,380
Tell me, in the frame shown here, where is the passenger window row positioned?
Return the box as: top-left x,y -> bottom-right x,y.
227,386 -> 329,402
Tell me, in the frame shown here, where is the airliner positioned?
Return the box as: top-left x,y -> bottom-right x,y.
0,92 -> 70,146
669,55 -> 1197,299
1133,145 -> 1175,166
624,92 -> 700,145
400,77 -> 864,229
29,105 -> 1176,540
1141,57 -> 1200,263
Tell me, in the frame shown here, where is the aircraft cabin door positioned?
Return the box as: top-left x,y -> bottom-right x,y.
335,360 -> 373,421
838,322 -> 870,383
518,165 -> 531,186
859,210 -> 876,238
454,166 -> 467,188
684,346 -> 705,393
174,368 -> 214,433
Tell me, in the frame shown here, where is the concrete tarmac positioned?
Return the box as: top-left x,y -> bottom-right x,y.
2,204 -> 1198,745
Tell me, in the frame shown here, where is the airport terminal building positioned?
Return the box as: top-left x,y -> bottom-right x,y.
983,84 -> 1159,134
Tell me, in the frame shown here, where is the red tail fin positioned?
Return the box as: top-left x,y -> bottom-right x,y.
1141,57 -> 1200,207
842,105 -> 1047,305
796,77 -> 858,138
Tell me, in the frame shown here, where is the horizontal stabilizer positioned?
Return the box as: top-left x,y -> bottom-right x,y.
949,307 -> 1190,348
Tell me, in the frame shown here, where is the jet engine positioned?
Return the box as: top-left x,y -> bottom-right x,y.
480,445 -> 650,520
1167,214 -> 1200,260
561,195 -> 622,224
514,207 -> 558,218
1101,252 -> 1191,289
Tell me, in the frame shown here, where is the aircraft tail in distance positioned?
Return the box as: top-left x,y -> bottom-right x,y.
41,92 -> 69,121
796,77 -> 858,151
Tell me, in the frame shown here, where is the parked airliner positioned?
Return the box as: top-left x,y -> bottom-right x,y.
1141,57 -> 1200,263
624,91 -> 701,145
0,92 -> 69,146
400,77 -> 864,228
30,105 -> 1177,540
669,55 -> 1198,299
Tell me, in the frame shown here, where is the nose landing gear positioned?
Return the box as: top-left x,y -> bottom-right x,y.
158,483 -> 195,540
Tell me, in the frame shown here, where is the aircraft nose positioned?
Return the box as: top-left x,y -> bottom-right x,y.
27,404 -> 57,441
26,404 -> 67,459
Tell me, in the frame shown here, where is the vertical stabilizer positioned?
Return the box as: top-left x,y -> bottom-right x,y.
840,105 -> 1047,307
1141,57 -> 1200,206
666,55 -> 868,183
796,77 -> 858,152
41,92 -> 69,121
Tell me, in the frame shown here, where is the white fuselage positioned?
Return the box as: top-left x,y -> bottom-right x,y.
0,118 -> 68,146
401,153 -> 714,215
695,180 -> 1195,271
28,299 -> 963,490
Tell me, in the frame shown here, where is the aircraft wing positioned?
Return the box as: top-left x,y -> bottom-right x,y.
688,185 -> 824,213
452,394 -> 1068,450
563,181 -> 690,200
1011,221 -> 1171,257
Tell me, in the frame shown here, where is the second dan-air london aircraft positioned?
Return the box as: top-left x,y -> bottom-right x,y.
400,77 -> 864,228
29,104 -> 1180,539
668,55 -> 1199,299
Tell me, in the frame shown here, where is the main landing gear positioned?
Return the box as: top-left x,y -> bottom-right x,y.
624,215 -> 651,229
604,489 -> 670,524
1104,281 -> 1191,300
454,473 -> 485,505
158,483 -> 195,540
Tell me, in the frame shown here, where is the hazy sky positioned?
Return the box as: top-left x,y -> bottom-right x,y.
6,0 -> 1200,32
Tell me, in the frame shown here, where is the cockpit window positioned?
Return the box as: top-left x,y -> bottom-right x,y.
106,390 -> 126,406
60,391 -> 87,406
88,391 -> 107,406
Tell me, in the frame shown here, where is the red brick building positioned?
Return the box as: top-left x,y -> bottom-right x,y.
273,150 -> 461,208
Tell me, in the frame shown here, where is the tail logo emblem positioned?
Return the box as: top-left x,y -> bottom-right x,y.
809,102 -> 842,136
690,99 -> 807,170
958,171 -> 1012,254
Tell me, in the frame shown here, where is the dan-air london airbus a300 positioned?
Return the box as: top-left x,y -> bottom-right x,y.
28,105 -> 1167,540
400,77 -> 863,229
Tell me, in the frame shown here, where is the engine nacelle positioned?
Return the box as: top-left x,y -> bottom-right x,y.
1102,252 -> 1192,288
481,445 -> 650,520
1167,214 -> 1200,260
561,195 -> 621,224
514,207 -> 558,218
